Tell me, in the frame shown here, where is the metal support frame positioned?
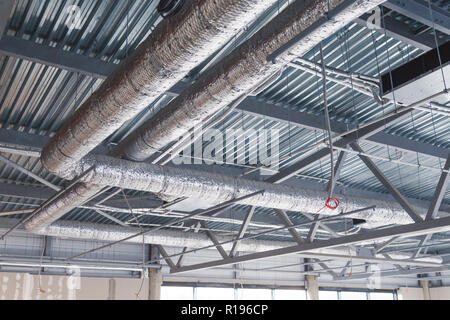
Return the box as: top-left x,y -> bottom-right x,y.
338,261 -> 352,278
413,153 -> 450,258
350,142 -> 424,223
354,14 -> 436,51
229,206 -> 255,257
266,107 -> 413,184
326,151 -> 348,197
375,237 -> 399,252
67,191 -> 265,260
274,209 -> 338,278
94,208 -> 128,227
0,153 -> 61,191
0,36 -> 116,79
156,245 -> 176,270
200,221 -> 229,259
172,215 -> 450,274
0,100 -> 446,163
238,98 -> 448,160
426,154 -> 450,221
0,1 -> 446,282
176,222 -> 201,268
0,0 -> 14,39
384,0 -> 450,35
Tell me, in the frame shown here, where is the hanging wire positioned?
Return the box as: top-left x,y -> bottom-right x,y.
427,0 -> 447,171
37,236 -> 47,294
380,6 -> 399,113
427,0 -> 447,92
121,189 -> 146,300
319,42 -> 336,200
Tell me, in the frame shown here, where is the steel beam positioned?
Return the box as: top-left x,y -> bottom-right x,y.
0,154 -> 61,191
94,209 -> 128,227
412,234 -> 432,258
0,128 -> 109,157
238,97 -> 448,159
172,215 -> 450,273
413,154 -> 450,257
426,154 -> 450,221
350,142 -> 423,223
0,102 -> 446,162
355,15 -> 437,51
200,221 -> 229,259
229,206 -> 255,257
384,0 -> 450,35
156,245 -> 177,270
327,150 -> 348,197
176,247 -> 189,268
266,107 -> 412,184
273,209 -> 338,278
274,209 -> 306,244
0,0 -> 14,39
0,36 -> 189,98
375,237 -> 399,252
67,191 -> 265,260
0,36 -> 117,79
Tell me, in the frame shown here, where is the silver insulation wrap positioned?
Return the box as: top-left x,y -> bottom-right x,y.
115,0 -> 385,162
40,0 -> 278,177
25,183 -> 102,232
28,0 -> 386,233
35,220 -> 441,264
66,155 -> 432,225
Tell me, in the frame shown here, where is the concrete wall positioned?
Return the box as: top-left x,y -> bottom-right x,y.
0,272 -> 149,300
397,287 -> 424,300
430,287 -> 450,300
398,287 -> 450,300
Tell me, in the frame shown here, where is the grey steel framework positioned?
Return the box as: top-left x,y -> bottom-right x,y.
0,0 -> 448,288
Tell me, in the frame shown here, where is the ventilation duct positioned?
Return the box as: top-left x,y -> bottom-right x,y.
40,0 -> 278,178
33,220 -> 441,265
29,0 -> 385,233
115,0 -> 385,162
25,154 -> 436,232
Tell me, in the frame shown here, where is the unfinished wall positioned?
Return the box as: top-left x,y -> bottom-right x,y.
430,287 -> 450,300
0,272 -> 149,300
397,287 -> 424,300
398,287 -> 450,300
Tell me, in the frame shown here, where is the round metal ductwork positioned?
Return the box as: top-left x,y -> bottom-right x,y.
158,0 -> 185,18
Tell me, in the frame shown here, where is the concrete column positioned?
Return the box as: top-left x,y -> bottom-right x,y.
107,279 -> 116,300
420,280 -> 431,300
148,268 -> 162,300
306,275 -> 319,300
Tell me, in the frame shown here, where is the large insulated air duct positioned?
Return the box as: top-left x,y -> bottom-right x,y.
114,0 -> 385,161
28,0 -> 385,233
40,0 -> 278,177
25,154 -> 433,232
34,220 -> 441,265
